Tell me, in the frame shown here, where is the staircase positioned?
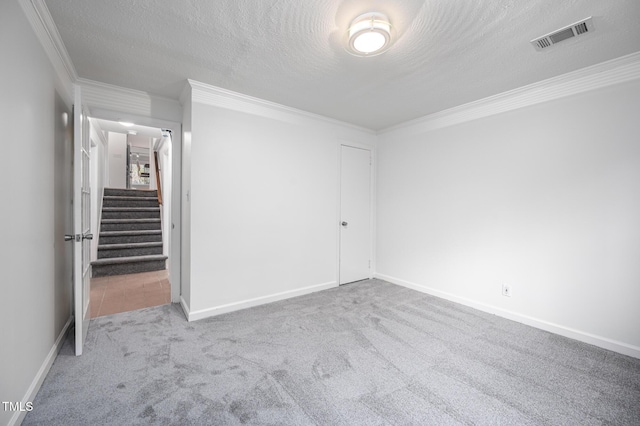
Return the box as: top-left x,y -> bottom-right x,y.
92,188 -> 168,277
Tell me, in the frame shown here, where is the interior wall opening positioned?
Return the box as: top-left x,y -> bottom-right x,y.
88,118 -> 175,318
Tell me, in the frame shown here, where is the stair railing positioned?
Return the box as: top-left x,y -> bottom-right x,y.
154,150 -> 163,205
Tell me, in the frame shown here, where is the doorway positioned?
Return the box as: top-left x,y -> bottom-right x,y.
127,142 -> 150,189
88,118 -> 176,317
339,144 -> 373,285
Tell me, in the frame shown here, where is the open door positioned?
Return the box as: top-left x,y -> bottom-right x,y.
72,86 -> 92,355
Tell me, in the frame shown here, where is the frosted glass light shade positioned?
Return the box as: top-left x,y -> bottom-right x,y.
347,13 -> 392,56
353,31 -> 387,53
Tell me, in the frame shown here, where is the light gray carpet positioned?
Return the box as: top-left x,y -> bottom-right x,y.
25,279 -> 640,425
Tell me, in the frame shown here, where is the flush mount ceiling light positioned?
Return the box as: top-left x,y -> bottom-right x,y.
347,12 -> 392,57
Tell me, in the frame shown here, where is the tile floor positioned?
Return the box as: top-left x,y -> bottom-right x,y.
90,269 -> 171,318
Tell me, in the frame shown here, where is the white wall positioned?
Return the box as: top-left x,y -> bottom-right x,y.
376,79 -> 640,356
182,84 -> 375,318
0,1 -> 73,424
107,132 -> 127,188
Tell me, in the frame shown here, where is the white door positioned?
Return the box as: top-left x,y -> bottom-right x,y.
72,87 -> 92,355
339,145 -> 371,284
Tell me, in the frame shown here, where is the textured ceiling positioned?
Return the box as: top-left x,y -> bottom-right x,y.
45,0 -> 640,130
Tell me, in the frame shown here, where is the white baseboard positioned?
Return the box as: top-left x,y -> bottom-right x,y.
375,273 -> 640,359
9,316 -> 72,426
184,281 -> 338,322
179,296 -> 190,321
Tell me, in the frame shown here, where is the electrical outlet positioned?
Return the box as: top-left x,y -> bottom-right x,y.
502,283 -> 511,297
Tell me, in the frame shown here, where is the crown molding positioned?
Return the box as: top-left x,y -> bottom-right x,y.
79,78 -> 183,122
19,0 -> 639,138
186,79 -> 376,134
19,0 -> 182,122
379,51 -> 640,137
18,0 -> 78,101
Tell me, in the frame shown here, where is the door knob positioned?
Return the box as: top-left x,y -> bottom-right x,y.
341,221 -> 348,227
83,233 -> 93,240
64,234 -> 75,242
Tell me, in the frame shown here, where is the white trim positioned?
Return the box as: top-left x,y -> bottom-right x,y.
85,108 -> 181,135
338,140 -> 374,151
88,118 -> 106,263
18,0 -> 77,101
8,317 -> 72,426
89,118 -> 108,148
379,51 -> 640,136
370,148 -> 377,280
179,297 -> 190,321
155,135 -> 168,153
375,273 -> 640,359
186,80 -> 375,134
88,118 -> 107,149
335,143 -> 343,287
184,281 -> 338,322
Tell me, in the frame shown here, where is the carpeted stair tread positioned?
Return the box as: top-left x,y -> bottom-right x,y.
96,241 -> 164,259
103,196 -> 159,208
101,207 -> 160,219
98,242 -> 163,250
103,196 -> 158,201
101,218 -> 161,223
100,230 -> 162,236
102,207 -> 160,211
92,254 -> 168,266
103,188 -> 158,197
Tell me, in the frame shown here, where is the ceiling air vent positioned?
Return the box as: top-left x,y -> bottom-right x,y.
531,17 -> 594,51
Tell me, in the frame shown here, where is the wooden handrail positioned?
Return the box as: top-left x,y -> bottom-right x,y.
154,150 -> 163,205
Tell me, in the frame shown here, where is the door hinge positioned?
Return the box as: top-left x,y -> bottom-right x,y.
368,260 -> 371,269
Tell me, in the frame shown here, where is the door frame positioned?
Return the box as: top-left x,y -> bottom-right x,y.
336,140 -> 376,286
85,107 -> 183,304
